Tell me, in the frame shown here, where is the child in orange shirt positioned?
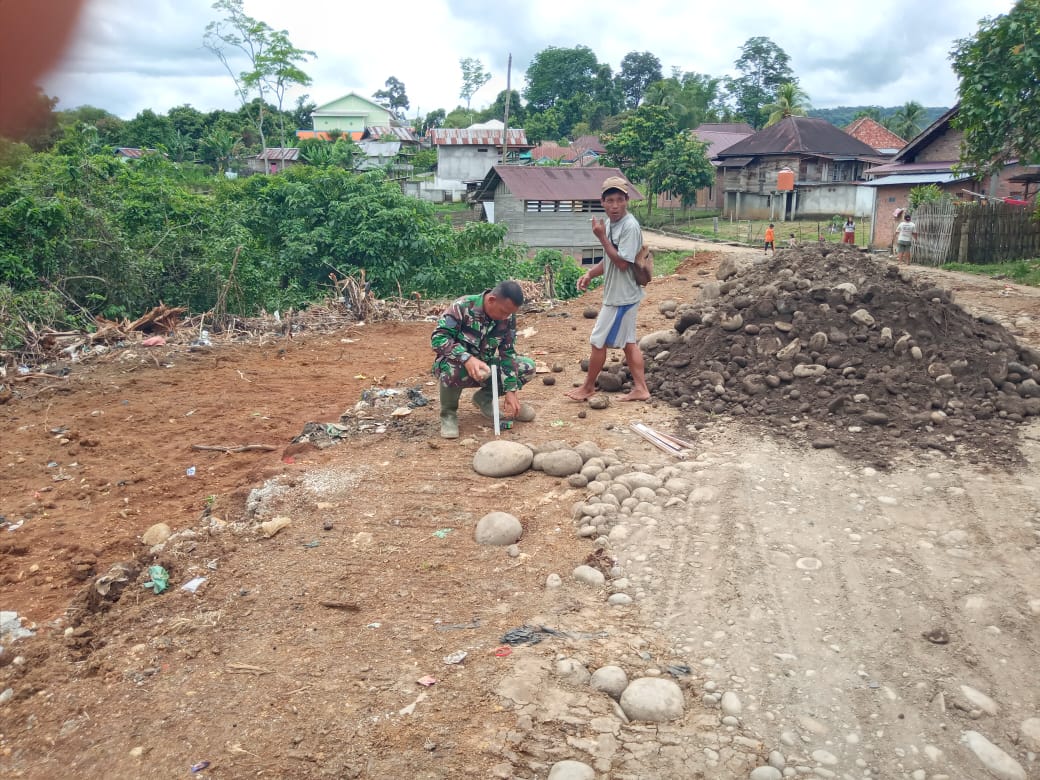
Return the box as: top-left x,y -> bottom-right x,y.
764,223 -> 775,255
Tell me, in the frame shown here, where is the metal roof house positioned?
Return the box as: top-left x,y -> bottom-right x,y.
861,105 -> 1035,250
714,116 -> 882,220
305,92 -> 393,136
472,166 -> 641,264
427,121 -> 532,200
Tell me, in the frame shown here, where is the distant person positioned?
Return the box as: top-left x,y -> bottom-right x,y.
764,223 -> 775,255
430,281 -> 536,439
843,217 -> 856,245
787,232 -> 798,247
895,212 -> 917,263
566,175 -> 650,403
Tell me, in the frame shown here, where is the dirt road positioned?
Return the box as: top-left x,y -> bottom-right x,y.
2,236 -> 1039,779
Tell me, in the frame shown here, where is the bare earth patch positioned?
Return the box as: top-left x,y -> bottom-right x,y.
2,236 -> 1039,779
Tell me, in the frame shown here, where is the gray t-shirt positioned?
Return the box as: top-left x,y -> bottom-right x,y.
603,212 -> 645,306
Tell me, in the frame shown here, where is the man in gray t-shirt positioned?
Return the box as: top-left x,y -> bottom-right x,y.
566,175 -> 650,402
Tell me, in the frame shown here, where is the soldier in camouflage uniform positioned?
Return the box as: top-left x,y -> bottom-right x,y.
431,280 -> 536,438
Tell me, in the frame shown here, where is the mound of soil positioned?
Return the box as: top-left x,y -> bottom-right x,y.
638,245 -> 1040,464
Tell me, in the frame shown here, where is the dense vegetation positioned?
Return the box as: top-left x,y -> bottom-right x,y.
0,151 -> 580,348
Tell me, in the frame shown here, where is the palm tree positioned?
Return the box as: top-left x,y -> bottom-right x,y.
886,101 -> 926,141
763,83 -> 810,127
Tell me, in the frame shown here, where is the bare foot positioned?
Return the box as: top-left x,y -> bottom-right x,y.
619,390 -> 650,402
565,387 -> 595,401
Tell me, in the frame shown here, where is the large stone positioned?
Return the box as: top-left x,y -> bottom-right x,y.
572,564 -> 605,587
597,372 -> 624,392
474,512 -> 523,546
1019,717 -> 1040,752
555,658 -> 591,686
473,441 -> 533,477
540,449 -> 584,478
960,731 -> 1026,780
141,523 -> 172,546
547,760 -> 596,780
590,665 -> 629,700
638,329 -> 679,352
619,677 -> 685,722
749,768 -> 783,780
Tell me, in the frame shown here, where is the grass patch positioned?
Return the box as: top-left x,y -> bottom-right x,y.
943,259 -> 1040,287
652,250 -> 689,277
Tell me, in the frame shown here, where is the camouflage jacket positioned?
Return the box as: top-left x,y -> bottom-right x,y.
430,291 -> 522,391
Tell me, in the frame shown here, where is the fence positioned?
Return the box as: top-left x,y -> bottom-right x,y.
915,200 -> 1040,265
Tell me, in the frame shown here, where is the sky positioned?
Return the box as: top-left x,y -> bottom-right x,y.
41,0 -> 1018,122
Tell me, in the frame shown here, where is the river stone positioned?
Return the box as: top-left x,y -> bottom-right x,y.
850,308 -> 875,327
473,440 -> 533,477
588,394 -> 610,410
638,329 -> 679,352
597,372 -> 624,392
792,364 -> 826,378
547,760 -> 596,780
749,768 -> 783,780
961,731 -> 1026,780
555,658 -> 592,687
540,449 -> 584,477
619,677 -> 685,722
1019,717 -> 1040,751
474,512 -> 523,546
141,523 -> 172,546
960,684 -> 999,715
572,565 -> 605,587
721,691 -> 742,716
590,665 -> 629,700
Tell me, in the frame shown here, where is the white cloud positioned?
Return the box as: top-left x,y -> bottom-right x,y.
42,0 -> 1016,120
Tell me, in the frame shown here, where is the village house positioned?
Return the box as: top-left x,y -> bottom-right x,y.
714,116 -> 883,221
863,105 -> 1037,250
657,122 -> 755,210
471,166 -> 641,264
844,117 -> 906,157
296,92 -> 393,142
247,147 -> 301,174
422,120 -> 531,202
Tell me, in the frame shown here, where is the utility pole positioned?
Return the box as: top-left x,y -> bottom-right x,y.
502,53 -> 511,166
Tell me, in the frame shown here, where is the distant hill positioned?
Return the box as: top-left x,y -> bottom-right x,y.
808,106 -> 949,129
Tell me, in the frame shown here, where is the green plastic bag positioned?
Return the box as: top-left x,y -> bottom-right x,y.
142,565 -> 170,594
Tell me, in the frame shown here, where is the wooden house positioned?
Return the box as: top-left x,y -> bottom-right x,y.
714,116 -> 882,220
471,166 -> 641,265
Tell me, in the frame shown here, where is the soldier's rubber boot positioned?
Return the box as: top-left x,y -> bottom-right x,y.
439,385 -> 462,439
472,386 -> 496,420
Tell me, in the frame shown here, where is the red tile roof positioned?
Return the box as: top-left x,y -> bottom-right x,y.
844,117 -> 906,153
430,128 -> 530,147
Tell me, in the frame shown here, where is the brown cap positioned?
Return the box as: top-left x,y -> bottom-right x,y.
601,175 -> 629,196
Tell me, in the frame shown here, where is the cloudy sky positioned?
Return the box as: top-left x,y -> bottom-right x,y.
42,0 -> 1016,121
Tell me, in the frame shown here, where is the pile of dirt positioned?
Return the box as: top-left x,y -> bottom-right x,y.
631,244 -> 1040,464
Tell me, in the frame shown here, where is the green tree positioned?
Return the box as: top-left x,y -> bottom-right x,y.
418,109 -> 446,135
602,104 -> 680,210
291,95 -> 317,132
952,0 -> 1040,173
459,57 -> 492,110
199,128 -> 244,173
852,106 -> 884,122
647,133 -> 715,211
259,29 -> 315,146
442,107 -> 478,129
726,36 -> 797,128
644,69 -> 729,130
616,51 -> 663,109
763,82 -> 811,127
204,0 -> 312,150
120,109 -> 175,150
478,90 -> 525,125
909,183 -> 950,209
523,45 -> 600,111
373,77 -> 409,119
885,101 -> 927,141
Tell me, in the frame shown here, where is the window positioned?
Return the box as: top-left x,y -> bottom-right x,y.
524,200 -> 604,213
580,248 -> 604,265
